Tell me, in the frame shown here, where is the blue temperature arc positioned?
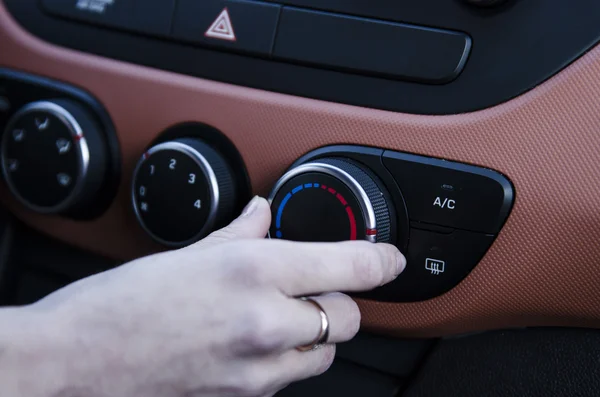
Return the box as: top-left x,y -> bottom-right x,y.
275,183 -> 319,238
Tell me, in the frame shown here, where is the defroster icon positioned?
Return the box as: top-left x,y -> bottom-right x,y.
425,258 -> 445,275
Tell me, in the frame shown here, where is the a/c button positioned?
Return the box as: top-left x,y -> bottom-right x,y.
172,0 -> 281,56
383,151 -> 514,234
377,228 -> 494,302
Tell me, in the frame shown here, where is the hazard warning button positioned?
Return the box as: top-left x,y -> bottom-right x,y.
172,0 -> 281,55
205,8 -> 237,42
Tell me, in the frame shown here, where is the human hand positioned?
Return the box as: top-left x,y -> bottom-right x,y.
19,196 -> 405,397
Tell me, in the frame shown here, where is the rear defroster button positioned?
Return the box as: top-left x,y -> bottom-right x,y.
371,228 -> 495,302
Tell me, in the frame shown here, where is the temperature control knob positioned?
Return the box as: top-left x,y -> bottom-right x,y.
132,138 -> 236,247
1,99 -> 107,214
268,158 -> 395,243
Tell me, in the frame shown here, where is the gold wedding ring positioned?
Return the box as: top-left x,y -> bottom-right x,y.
296,297 -> 330,352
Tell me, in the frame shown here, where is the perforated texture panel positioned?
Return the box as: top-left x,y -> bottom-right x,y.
312,158 -> 391,243
2,1 -> 600,337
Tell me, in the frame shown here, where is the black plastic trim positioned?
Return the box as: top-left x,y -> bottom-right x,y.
273,7 -> 472,84
5,0 -> 600,114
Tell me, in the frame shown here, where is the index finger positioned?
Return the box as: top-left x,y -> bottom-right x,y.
233,239 -> 405,296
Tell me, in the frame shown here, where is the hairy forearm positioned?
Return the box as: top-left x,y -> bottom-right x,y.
0,306 -> 78,397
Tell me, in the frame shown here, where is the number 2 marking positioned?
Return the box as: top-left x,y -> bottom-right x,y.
169,159 -> 176,170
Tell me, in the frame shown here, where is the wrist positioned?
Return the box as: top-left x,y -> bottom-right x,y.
0,305 -> 88,397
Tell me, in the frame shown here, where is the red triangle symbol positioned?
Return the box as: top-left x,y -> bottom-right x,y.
205,8 -> 236,42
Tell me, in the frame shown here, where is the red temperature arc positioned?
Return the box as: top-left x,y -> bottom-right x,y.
320,184 -> 357,240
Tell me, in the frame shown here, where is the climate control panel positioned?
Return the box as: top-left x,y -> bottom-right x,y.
0,70 -> 513,303
268,146 -> 514,302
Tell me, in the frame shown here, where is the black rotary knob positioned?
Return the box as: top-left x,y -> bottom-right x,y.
268,158 -> 394,243
132,138 -> 236,247
1,99 -> 107,214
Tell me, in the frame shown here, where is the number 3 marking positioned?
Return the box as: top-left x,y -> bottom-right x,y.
188,173 -> 196,184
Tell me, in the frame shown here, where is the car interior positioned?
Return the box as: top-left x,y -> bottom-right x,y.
1,0 -> 600,395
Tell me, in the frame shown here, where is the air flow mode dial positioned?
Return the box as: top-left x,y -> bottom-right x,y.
1,99 -> 107,214
268,158 -> 395,243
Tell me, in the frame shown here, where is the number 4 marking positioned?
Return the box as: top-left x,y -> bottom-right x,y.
194,199 -> 201,209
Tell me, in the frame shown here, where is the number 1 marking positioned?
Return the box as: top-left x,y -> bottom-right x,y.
149,165 -> 155,175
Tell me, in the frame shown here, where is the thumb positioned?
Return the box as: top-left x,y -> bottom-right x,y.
195,196 -> 271,246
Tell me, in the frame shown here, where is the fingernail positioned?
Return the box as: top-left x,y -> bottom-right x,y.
241,196 -> 260,217
396,252 -> 407,275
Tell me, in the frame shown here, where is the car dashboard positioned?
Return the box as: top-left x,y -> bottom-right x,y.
1,0 -> 600,395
